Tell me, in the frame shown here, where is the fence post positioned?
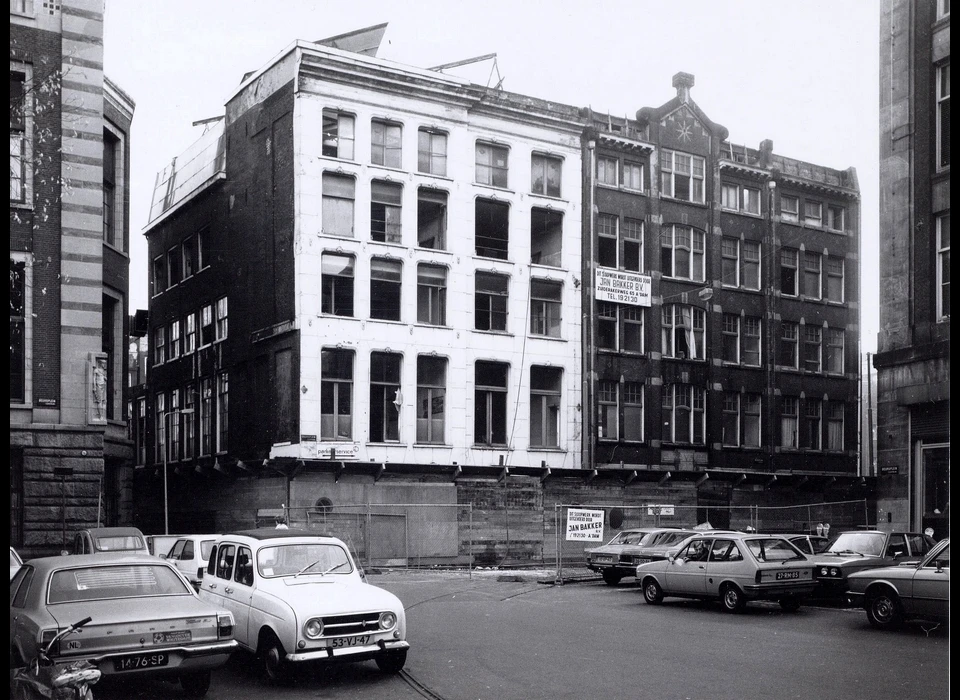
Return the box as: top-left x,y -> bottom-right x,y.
863,499 -> 868,528
807,505 -> 812,534
555,504 -> 562,585
365,503 -> 371,571
468,504 -> 473,579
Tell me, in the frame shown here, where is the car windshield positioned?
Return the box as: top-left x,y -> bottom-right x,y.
746,538 -> 805,562
607,532 -> 644,545
11,549 -> 22,566
825,532 -> 885,556
48,564 -> 191,603
257,543 -> 352,578
200,540 -> 215,560
637,532 -> 665,546
655,532 -> 691,547
94,535 -> 144,552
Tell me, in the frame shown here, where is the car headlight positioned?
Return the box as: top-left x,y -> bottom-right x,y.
819,567 -> 828,576
830,568 -> 839,576
379,612 -> 398,631
303,618 -> 324,639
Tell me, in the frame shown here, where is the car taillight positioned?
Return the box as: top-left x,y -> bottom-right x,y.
217,612 -> 234,639
755,570 -> 762,584
40,628 -> 59,656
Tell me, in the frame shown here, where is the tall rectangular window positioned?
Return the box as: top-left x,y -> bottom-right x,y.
530,279 -> 562,337
660,150 -> 705,203
474,360 -> 508,446
475,199 -> 509,259
531,208 -> 563,267
531,153 -> 562,197
169,320 -> 181,360
155,392 -> 166,463
937,213 -> 950,320
169,389 -> 180,461
215,297 -> 228,341
622,218 -> 643,272
322,109 -> 355,160
321,252 -> 355,317
102,131 -> 118,247
136,397 -> 147,465
781,397 -> 798,448
597,156 -> 618,186
721,237 -> 739,287
827,401 -> 844,451
741,186 -> 761,215
416,355 -> 446,444
184,312 -> 196,354
937,63 -> 950,170
597,214 -> 618,268
826,205 -> 846,232
803,251 -> 821,298
321,349 -> 353,440
370,257 -> 402,321
803,200 -> 822,226
721,314 -> 739,364
721,183 -> 739,210
199,304 -> 214,346
660,225 -> 704,281
371,119 -> 401,168
152,256 -> 164,297
802,399 -> 822,450
597,302 -> 617,351
529,366 -> 561,448
597,381 -> 618,441
662,384 -> 705,445
779,321 -> 798,369
167,247 -> 181,288
722,392 -> 740,446
322,173 -> 355,237
742,241 -> 760,290
198,228 -> 212,269
184,387 -> 195,460
623,382 -> 644,442
780,248 -> 798,296
370,180 -> 403,244
803,325 -> 822,373
475,271 -> 509,332
200,378 -> 213,456
622,306 -> 644,353
742,317 -> 761,366
475,142 -> 508,188
216,373 -> 228,453
417,264 -> 446,325
369,352 -> 401,443
417,188 -> 447,250
10,258 -> 26,402
661,305 -> 705,359
623,161 -> 644,191
10,70 -> 26,203
153,326 -> 166,365
826,328 -> 844,374
417,128 -> 447,176
743,393 -> 761,447
825,256 -> 844,302
780,195 -> 799,223
182,236 -> 195,278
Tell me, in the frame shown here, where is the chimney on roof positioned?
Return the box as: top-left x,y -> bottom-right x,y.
672,72 -> 695,103
758,139 -> 774,168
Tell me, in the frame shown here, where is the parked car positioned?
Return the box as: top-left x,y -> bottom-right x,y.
9,554 -> 238,697
10,547 -> 23,580
630,530 -> 739,567
847,538 -> 950,630
585,528 -> 686,585
810,530 -> 938,595
783,534 -> 831,556
147,534 -> 184,558
636,533 -> 815,612
71,527 -> 150,556
166,535 -> 218,589
198,529 -> 409,683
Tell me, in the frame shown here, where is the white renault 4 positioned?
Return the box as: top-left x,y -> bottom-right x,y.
198,529 -> 408,683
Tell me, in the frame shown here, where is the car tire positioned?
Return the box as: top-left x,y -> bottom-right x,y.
642,578 -> 664,605
602,570 -> 622,586
778,596 -> 802,612
259,632 -> 291,684
375,649 -> 407,674
866,589 -> 904,630
721,584 -> 746,613
180,670 -> 212,698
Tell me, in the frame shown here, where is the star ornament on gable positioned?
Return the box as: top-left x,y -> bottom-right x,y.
676,119 -> 694,143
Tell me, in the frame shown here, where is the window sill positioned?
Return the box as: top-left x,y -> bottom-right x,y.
721,208 -> 763,219
318,155 -> 357,168
528,447 -> 566,452
621,186 -> 648,196
368,317 -> 404,325
10,201 -> 34,212
472,255 -> 513,265
661,357 -> 707,363
318,314 -> 361,322
529,262 -> 567,272
472,328 -> 513,337
660,276 -> 707,285
369,239 -> 405,249
102,241 -> 128,258
368,163 -> 406,176
319,231 -> 357,240
528,192 -> 568,204
597,349 -> 646,356
415,172 -> 453,183
415,246 -> 452,256
473,183 -> 514,195
597,182 -> 620,190
528,334 -> 566,342
471,445 -> 513,450
826,228 -> 847,235
412,322 -> 450,330
413,443 -> 452,448
659,195 -> 709,208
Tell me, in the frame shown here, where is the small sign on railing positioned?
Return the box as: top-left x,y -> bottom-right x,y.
565,508 -> 605,541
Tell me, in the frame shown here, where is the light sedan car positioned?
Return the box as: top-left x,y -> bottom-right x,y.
810,530 -> 937,595
636,533 -> 815,613
631,530 -> 738,567
198,529 -> 408,683
165,535 -> 218,589
10,554 -> 237,697
585,528 -> 685,585
784,534 -> 831,556
847,538 -> 949,630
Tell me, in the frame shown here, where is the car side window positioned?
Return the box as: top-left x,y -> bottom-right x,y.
11,566 -> 34,608
207,545 -> 218,576
73,533 -> 84,554
790,538 -> 812,555
906,535 -> 932,556
885,534 -> 907,558
183,541 -> 195,560
234,546 -> 254,586
924,544 -> 949,568
169,540 -> 186,560
682,540 -> 709,562
216,545 -> 236,580
709,539 -> 743,562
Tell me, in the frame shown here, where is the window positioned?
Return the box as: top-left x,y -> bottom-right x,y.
597,302 -> 617,351
721,314 -> 739,363
321,253 -> 355,317
184,313 -> 196,354
938,0 -> 950,18
661,305 -> 705,359
371,119 -> 402,168
474,360 -> 508,446
597,156 -> 618,186
662,384 -> 705,445
721,183 -> 760,214
937,63 -> 950,169
781,195 -> 799,223
624,161 -> 644,191
721,183 -> 739,210
369,352 -> 401,443
825,256 -> 844,302
200,378 -> 213,456
597,381 -> 618,441
660,150 -> 705,203
152,256 -> 164,296
531,208 -> 563,267
826,205 -> 845,232
475,271 -> 509,331
802,399 -> 821,450
10,258 -> 26,402
102,131 -> 119,247
184,387 -> 195,459
10,69 -> 27,203
781,397 -> 798,448
721,238 -> 739,287
417,264 -> 446,325
622,306 -> 644,352
417,128 -> 447,176
803,325 -> 822,373
199,304 -> 214,347
198,228 -> 212,269
182,237 -> 195,278
529,366 -> 561,448
531,153 -> 562,197
742,186 -> 761,215
803,251 -> 822,298
322,173 -> 355,237
169,320 -> 181,360
155,392 -> 166,463
780,248 -> 798,296
597,214 -> 618,267
530,279 -> 562,337
827,401 -> 844,451
743,317 -> 761,366
598,303 -> 644,352
166,247 -> 181,288
370,257 -> 402,321
169,390 -> 180,461
743,394 -> 761,447
475,142 -> 508,188
321,348 -> 353,440
417,188 -> 447,250
136,397 -> 147,465
937,213 -> 950,319
722,393 -> 740,446
416,355 -> 446,444
153,326 -> 166,365
742,241 -> 760,290
322,109 -> 355,160
622,218 -> 643,272
216,373 -> 228,453
623,382 -> 644,442
370,180 -> 402,243
476,198 -> 509,259
779,322 -> 798,369
826,328 -> 844,374
803,200 -> 822,226
660,225 -> 704,281
215,297 -> 228,341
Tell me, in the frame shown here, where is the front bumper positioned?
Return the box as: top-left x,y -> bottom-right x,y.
286,639 -> 409,664
846,591 -> 866,608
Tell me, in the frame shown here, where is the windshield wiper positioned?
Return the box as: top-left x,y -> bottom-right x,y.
829,550 -> 865,557
294,559 -> 323,578
321,561 -> 347,576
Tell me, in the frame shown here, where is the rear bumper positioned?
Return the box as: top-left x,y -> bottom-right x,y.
743,582 -> 816,599
76,640 -> 238,676
286,639 -> 409,664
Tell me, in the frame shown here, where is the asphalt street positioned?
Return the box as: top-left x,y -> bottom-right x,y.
92,569 -> 949,700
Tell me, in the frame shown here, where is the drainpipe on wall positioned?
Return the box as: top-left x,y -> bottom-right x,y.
585,137 -> 597,471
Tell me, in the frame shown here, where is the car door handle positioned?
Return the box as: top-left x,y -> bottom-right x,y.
208,583 -> 217,590
224,587 -> 234,594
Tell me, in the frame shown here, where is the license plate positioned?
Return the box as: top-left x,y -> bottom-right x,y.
776,571 -> 801,580
635,558 -> 651,564
330,635 -> 370,649
153,630 -> 191,644
114,653 -> 169,672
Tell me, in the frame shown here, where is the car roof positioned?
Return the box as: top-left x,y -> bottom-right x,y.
80,527 -> 145,537
19,554 -> 170,574
220,528 -> 338,541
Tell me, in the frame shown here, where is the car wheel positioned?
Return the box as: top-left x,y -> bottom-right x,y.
259,632 -> 290,684
375,649 -> 407,674
721,584 -> 746,613
642,578 -> 664,605
866,590 -> 904,630
602,570 -> 622,586
180,670 -> 212,698
778,596 -> 802,612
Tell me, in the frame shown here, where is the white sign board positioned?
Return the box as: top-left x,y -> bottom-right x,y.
647,504 -> 675,516
595,269 -> 652,307
565,508 -> 605,541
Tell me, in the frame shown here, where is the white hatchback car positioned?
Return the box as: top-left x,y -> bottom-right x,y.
165,535 -> 219,589
198,529 -> 408,683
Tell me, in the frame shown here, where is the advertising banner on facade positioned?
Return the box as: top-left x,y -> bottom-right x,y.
595,268 -> 652,307
565,508 -> 605,541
